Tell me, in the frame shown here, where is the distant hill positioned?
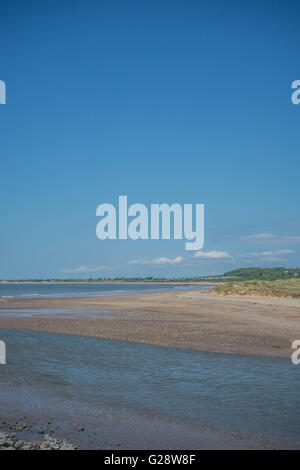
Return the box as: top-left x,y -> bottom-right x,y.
221,267 -> 300,281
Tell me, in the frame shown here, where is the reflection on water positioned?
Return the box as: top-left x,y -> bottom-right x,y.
0,328 -> 299,442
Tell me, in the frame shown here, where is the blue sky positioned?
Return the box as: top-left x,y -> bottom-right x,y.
1,0 -> 300,279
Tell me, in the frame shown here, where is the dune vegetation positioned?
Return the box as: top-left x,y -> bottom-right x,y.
213,279 -> 300,298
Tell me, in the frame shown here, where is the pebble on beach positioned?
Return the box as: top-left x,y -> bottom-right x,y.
0,431 -> 77,450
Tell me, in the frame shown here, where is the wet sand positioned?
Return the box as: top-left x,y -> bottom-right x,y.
0,289 -> 299,358
0,385 -> 275,450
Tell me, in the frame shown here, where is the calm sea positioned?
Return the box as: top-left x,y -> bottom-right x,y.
0,282 -> 211,299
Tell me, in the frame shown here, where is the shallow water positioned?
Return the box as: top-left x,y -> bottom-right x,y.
0,328 -> 299,445
0,283 -> 211,299
0,308 -> 132,319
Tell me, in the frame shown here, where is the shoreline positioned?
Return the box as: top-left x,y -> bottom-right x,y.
0,280 -> 218,285
0,384 -> 277,450
1,289 -> 299,358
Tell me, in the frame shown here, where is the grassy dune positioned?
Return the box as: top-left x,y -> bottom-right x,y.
213,279 -> 300,298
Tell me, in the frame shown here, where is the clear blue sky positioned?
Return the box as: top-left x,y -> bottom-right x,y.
1,0 -> 300,279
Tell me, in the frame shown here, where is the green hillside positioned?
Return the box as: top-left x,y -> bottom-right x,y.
221,267 -> 300,281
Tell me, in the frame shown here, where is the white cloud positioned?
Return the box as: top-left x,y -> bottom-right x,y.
282,236 -> 300,243
154,256 -> 183,264
239,249 -> 295,258
261,249 -> 295,256
61,265 -> 116,273
242,233 -> 276,241
241,234 -> 300,244
128,256 -> 183,265
194,250 -> 231,259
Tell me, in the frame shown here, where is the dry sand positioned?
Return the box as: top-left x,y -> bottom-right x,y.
0,289 -> 299,358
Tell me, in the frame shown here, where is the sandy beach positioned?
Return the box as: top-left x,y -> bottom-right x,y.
1,289 -> 299,358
